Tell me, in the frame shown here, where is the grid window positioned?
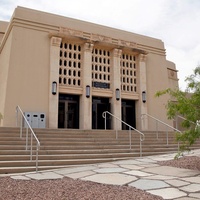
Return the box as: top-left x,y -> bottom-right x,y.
121,53 -> 137,92
92,48 -> 111,89
59,42 -> 82,87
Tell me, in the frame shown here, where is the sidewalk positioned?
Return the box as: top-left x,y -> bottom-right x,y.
7,150 -> 200,200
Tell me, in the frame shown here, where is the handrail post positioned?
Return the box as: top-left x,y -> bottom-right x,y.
20,114 -> 23,138
26,127 -> 28,151
104,112 -> 107,130
156,120 -> 158,139
30,132 -> 33,161
175,116 -> 178,130
140,134 -> 142,157
36,144 -> 39,172
129,127 -> 132,150
16,107 -> 18,127
116,118 -> 118,140
166,129 -> 169,145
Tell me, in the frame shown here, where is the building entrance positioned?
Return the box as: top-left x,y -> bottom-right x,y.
121,100 -> 136,130
58,94 -> 79,129
92,97 -> 111,129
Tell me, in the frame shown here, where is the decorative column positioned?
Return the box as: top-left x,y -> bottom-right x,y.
49,36 -> 62,128
80,43 -> 94,129
111,49 -> 122,130
139,54 -> 148,130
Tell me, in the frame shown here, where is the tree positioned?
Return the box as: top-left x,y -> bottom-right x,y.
156,66 -> 200,157
0,112 -> 3,126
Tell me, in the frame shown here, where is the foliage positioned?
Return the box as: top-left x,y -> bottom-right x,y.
0,113 -> 3,120
156,66 -> 200,157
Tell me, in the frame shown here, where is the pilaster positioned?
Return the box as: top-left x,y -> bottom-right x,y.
80,43 -> 94,129
111,48 -> 122,130
49,37 -> 62,128
139,54 -> 148,130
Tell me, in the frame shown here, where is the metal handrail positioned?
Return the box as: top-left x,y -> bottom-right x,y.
102,111 -> 145,157
16,106 -> 40,172
175,115 -> 196,129
141,113 -> 182,145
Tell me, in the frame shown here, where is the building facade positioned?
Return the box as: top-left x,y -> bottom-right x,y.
0,7 -> 178,130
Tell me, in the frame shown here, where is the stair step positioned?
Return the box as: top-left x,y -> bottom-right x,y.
0,127 -> 199,174
0,157 -> 131,174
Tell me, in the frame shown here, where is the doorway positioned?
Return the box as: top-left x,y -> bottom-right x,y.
58,94 -> 79,129
92,97 -> 111,129
121,99 -> 136,130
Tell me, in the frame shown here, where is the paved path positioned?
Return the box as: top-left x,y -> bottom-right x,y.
6,150 -> 200,200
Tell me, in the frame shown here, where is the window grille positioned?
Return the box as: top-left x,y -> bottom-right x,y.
59,42 -> 82,87
121,53 -> 137,93
92,48 -> 111,89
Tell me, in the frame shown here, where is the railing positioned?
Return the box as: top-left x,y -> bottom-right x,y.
102,111 -> 145,157
175,115 -> 196,130
16,106 -> 40,172
141,113 -> 182,146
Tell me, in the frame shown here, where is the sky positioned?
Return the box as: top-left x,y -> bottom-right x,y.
0,0 -> 200,91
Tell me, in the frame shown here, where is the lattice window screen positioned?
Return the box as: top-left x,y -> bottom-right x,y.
92,48 -> 111,89
121,54 -> 137,93
59,42 -> 82,87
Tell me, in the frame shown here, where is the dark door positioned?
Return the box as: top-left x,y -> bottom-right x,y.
92,97 -> 110,129
121,100 -> 136,130
58,94 -> 79,129
58,102 -> 65,128
66,102 -> 79,128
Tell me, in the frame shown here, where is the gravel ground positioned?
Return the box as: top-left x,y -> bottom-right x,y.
0,156 -> 200,200
158,155 -> 200,171
0,176 -> 163,200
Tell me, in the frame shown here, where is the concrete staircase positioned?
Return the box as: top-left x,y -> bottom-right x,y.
0,127 -> 199,174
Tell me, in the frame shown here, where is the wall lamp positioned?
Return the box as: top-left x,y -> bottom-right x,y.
86,85 -> 90,98
52,81 -> 57,95
142,91 -> 146,103
116,88 -> 120,101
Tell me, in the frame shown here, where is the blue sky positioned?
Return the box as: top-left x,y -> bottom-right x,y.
1,0 -> 200,90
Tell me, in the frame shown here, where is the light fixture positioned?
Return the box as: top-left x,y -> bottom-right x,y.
142,91 -> 146,103
86,85 -> 90,98
52,81 -> 57,95
116,88 -> 120,101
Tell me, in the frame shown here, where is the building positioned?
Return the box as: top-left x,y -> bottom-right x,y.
0,6 -> 178,130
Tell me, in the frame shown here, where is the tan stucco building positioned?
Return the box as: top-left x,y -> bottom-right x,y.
0,7 -> 178,130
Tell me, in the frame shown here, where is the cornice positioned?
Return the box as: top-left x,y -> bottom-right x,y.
49,27 -> 148,55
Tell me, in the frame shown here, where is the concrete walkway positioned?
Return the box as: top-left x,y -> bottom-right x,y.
6,149 -> 200,200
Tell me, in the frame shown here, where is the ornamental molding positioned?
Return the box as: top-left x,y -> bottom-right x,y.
139,54 -> 147,62
113,48 -> 122,57
59,27 -> 83,38
83,42 -> 94,52
51,37 -> 62,47
58,27 -> 138,49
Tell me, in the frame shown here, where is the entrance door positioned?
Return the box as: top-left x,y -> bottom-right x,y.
121,100 -> 136,130
92,97 -> 110,129
58,94 -> 79,129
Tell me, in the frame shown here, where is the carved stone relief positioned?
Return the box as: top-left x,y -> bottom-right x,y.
59,27 -> 138,49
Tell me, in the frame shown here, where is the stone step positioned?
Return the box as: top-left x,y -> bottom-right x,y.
0,148 -> 184,175
0,157 -> 137,168
0,145 -> 188,161
0,152 -> 141,161
0,137 -> 176,145
0,127 -> 198,175
0,145 -> 181,155
0,157 -> 131,174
